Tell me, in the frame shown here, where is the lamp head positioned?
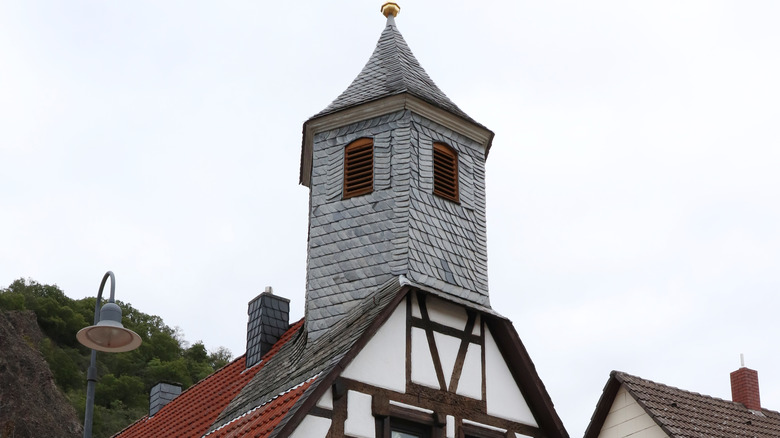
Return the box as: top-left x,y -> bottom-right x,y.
77,302 -> 142,353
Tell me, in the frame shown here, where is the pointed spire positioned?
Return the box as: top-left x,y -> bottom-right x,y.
309,3 -> 478,127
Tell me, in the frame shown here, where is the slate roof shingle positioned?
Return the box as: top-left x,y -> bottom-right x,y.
585,371 -> 780,438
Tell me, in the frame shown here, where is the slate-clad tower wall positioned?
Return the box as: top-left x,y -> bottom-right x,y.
406,113 -> 489,301
305,111 -> 489,339
302,8 -> 494,340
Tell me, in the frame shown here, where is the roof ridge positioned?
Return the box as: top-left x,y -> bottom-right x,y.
614,370 -> 780,414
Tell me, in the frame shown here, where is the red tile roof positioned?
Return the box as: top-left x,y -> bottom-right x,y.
113,320 -> 304,438
205,379 -> 314,438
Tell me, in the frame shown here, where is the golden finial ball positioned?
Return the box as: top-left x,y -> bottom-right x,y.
381,2 -> 400,18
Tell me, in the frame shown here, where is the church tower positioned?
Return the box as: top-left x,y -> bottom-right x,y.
115,6 -> 569,438
300,3 -> 495,339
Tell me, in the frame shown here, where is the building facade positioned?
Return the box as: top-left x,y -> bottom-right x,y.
114,4 -> 567,438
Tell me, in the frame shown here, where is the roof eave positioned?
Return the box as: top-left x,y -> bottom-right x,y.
484,315 -> 570,438
582,371 -> 622,438
299,93 -> 495,187
271,284 -> 413,438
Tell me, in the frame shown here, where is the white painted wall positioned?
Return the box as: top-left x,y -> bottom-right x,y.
342,301 -> 406,392
456,342 -> 482,399
598,386 -> 668,438
484,328 -> 537,426
288,415 -> 331,438
433,331 -> 461,388
316,386 -> 333,409
446,415 -> 455,438
426,295 -> 468,329
345,390 -> 375,438
411,327 -> 439,388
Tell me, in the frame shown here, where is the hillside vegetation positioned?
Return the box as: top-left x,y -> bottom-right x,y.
0,278 -> 232,438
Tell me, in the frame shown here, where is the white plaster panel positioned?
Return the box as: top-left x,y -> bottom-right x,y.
345,391 -> 375,438
516,434 -> 533,438
426,295 -> 468,329
446,415 -> 455,438
599,386 -> 668,438
316,386 -> 333,409
433,332 -> 461,388
411,327 -> 439,388
342,302 -> 406,392
484,328 -> 537,426
456,342 -> 482,399
472,314 -> 481,336
289,415 -> 331,438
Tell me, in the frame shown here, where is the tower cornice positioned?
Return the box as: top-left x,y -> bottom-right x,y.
300,93 -> 494,187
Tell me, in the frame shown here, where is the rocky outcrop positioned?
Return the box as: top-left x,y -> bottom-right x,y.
0,310 -> 82,437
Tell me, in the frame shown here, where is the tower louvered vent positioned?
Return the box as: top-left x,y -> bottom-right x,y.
343,138 -> 374,198
433,142 -> 458,202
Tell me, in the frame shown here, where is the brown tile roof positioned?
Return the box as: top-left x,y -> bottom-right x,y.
113,320 -> 304,438
585,371 -> 780,438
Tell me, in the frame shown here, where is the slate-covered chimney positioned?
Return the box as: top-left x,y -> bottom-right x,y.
149,382 -> 181,416
246,287 -> 290,368
731,358 -> 761,411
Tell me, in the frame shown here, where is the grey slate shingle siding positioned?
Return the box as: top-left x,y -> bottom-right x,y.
305,110 -> 489,339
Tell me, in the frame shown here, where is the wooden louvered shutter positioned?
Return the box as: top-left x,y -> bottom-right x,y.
343,138 -> 374,198
433,142 -> 458,202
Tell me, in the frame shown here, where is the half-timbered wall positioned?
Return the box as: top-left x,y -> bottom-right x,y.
288,291 -> 541,438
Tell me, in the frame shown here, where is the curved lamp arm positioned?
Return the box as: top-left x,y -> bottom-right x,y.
77,271 -> 142,438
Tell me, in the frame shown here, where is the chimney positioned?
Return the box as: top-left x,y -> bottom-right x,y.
149,382 -> 181,416
246,286 -> 290,368
730,356 -> 761,411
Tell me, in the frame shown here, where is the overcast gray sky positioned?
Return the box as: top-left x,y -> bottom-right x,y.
2,1 -> 779,436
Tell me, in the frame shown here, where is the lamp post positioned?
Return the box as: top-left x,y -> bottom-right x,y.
76,271 -> 142,438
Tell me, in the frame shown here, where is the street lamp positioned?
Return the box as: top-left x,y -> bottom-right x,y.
76,271 -> 142,438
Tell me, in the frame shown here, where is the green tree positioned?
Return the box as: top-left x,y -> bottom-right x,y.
1,278 -> 235,438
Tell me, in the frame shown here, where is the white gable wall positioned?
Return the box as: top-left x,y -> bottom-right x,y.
433,331 -> 461,388
411,326 -> 440,388
484,328 -> 537,426
316,387 -> 333,409
342,301 -> 406,392
425,295 -> 468,329
330,293 -> 548,437
288,415 -> 330,438
456,342 -> 482,399
598,386 -> 668,438
345,390 -> 375,438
